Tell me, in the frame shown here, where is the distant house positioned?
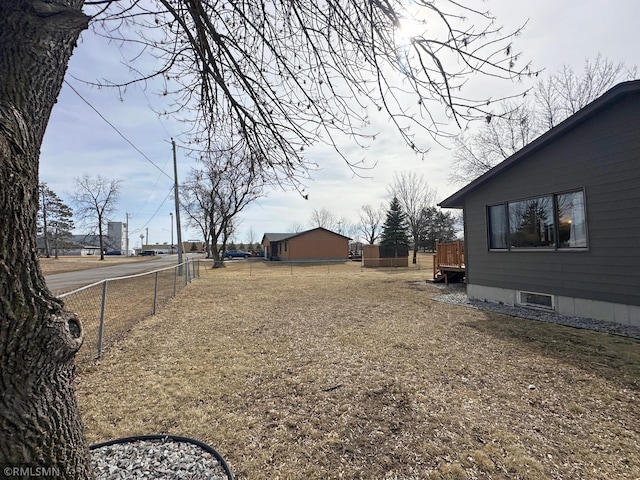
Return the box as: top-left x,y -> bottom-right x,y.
261,227 -> 350,261
439,80 -> 640,327
37,234 -> 103,256
36,237 -> 102,256
141,244 -> 173,255
37,221 -> 130,256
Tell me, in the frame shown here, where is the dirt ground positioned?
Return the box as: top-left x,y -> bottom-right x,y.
76,260 -> 640,480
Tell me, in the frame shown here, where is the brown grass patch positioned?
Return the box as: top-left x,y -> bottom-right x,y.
76,260 -> 640,479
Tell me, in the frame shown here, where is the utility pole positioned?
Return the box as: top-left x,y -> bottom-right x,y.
170,212 -> 174,254
125,212 -> 130,256
172,138 -> 184,265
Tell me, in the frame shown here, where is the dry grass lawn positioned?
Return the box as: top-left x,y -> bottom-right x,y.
39,255 -> 154,275
76,260 -> 640,480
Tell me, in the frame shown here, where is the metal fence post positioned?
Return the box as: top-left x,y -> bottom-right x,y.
59,261 -> 202,363
153,271 -> 159,314
185,260 -> 190,285
173,264 -> 178,296
96,281 -> 108,359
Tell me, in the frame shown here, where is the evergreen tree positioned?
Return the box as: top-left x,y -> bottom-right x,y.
418,207 -> 458,252
380,197 -> 410,251
514,201 -> 551,247
38,183 -> 74,258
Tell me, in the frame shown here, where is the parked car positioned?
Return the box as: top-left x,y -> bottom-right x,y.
225,249 -> 251,259
105,250 -> 122,255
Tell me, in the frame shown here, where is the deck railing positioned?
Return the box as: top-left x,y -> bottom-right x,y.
433,240 -> 465,280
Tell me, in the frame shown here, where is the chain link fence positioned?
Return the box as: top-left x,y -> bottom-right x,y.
59,258 -> 200,363
210,257 -> 429,277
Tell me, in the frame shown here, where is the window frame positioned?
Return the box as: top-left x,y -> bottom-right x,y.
517,290 -> 555,310
555,190 -> 589,249
487,203 -> 509,250
508,195 -> 556,250
486,188 -> 588,252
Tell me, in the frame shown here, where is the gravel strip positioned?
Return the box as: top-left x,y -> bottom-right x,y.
427,283 -> 640,340
91,438 -> 230,479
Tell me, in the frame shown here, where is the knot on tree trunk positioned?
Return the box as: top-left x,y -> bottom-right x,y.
47,311 -> 84,361
31,0 -> 90,30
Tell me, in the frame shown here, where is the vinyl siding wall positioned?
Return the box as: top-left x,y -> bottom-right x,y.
277,229 -> 348,261
462,93 -> 640,307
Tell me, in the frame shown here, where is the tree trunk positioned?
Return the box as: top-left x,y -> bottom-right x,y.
0,2 -> 92,478
98,216 -> 105,260
40,186 -> 51,258
209,227 -> 224,268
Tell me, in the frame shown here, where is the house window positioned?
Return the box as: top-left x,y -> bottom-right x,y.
487,190 -> 587,251
508,196 -> 555,248
487,204 -> 508,249
557,191 -> 587,248
284,241 -> 288,252
518,291 -> 554,310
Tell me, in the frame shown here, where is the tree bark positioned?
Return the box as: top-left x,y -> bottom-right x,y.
0,1 -> 92,478
98,216 -> 105,260
40,185 -> 51,258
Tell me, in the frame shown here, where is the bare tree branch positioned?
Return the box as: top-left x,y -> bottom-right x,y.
358,203 -> 385,245
309,208 -> 339,231
450,56 -> 637,184
80,0 -> 535,191
71,173 -> 121,260
182,139 -> 265,265
388,171 -> 437,264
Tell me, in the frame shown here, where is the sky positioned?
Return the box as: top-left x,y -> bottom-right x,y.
39,0 -> 640,249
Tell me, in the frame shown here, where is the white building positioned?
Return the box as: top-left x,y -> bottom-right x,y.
107,221 -> 129,254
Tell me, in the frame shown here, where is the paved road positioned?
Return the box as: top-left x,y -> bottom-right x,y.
45,255 -> 192,294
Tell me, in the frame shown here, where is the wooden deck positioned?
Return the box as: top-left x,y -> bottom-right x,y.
433,240 -> 465,283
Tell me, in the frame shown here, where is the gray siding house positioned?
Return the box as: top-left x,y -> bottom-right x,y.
439,80 -> 640,327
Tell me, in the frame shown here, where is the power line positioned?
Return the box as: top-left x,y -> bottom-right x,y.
63,80 -> 173,181
112,38 -> 175,142
128,187 -> 174,235
63,79 -> 180,234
